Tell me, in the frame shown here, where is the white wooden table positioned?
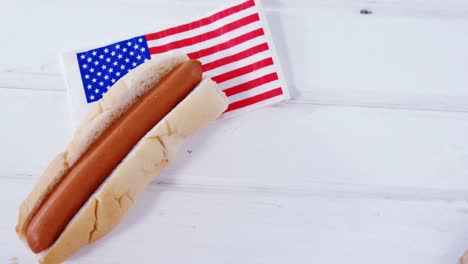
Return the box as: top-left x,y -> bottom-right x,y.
2,0 -> 468,263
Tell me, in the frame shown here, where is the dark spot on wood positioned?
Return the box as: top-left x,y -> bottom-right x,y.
10,257 -> 18,264
360,9 -> 373,15
187,150 -> 192,154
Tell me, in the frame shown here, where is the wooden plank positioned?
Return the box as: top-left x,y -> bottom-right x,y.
2,177 -> 468,264
273,11 -> 468,112
161,103 -> 468,192
1,88 -> 467,193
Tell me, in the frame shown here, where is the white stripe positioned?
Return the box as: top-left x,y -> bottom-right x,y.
148,21 -> 263,55
204,49 -> 272,77
196,35 -> 267,64
215,64 -> 277,89
227,79 -> 281,104
146,8 -> 258,47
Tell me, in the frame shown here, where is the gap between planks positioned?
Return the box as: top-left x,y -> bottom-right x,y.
6,173 -> 468,206
1,82 -> 467,114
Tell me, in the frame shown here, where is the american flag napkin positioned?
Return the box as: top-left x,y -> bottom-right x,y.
62,0 -> 289,126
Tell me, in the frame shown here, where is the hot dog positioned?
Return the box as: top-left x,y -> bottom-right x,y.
16,54 -> 228,264
26,59 -> 203,253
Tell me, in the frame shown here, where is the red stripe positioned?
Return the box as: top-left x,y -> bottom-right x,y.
145,0 -> 255,41
148,13 -> 260,54
202,43 -> 269,72
187,28 -> 264,59
225,88 -> 283,112
223,72 -> 278,96
211,57 -> 274,84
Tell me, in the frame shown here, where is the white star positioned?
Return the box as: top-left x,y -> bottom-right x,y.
92,78 -> 97,83
116,72 -> 121,77
82,64 -> 87,69
97,72 -> 102,76
137,55 -> 141,60
111,51 -> 116,56
102,92 -> 105,96
127,41 -> 132,46
108,68 -> 113,73
80,54 -> 85,59
117,54 -> 122,59
99,82 -> 104,86
90,68 -> 94,73
92,51 -> 97,56
125,58 -> 130,63
133,44 -> 139,49
127,69 -> 131,72
99,54 -> 104,59
87,57 -> 92,62
94,61 -> 99,66
106,85 -> 110,90
101,65 -> 107,70
120,64 -> 125,69
129,51 -> 134,56
115,44 -> 120,49
132,62 -> 137,67
90,95 -> 95,100
106,58 -> 111,62
138,38 -> 143,42
87,84 -> 92,89
104,75 -> 109,80
85,74 -> 90,79
113,61 -> 118,66
122,48 -> 127,52
144,58 -> 149,62
95,88 -> 100,93
104,48 -> 109,53
140,47 -> 145,52
111,78 -> 116,83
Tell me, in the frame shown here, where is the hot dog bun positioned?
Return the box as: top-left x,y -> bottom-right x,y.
16,54 -> 228,264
